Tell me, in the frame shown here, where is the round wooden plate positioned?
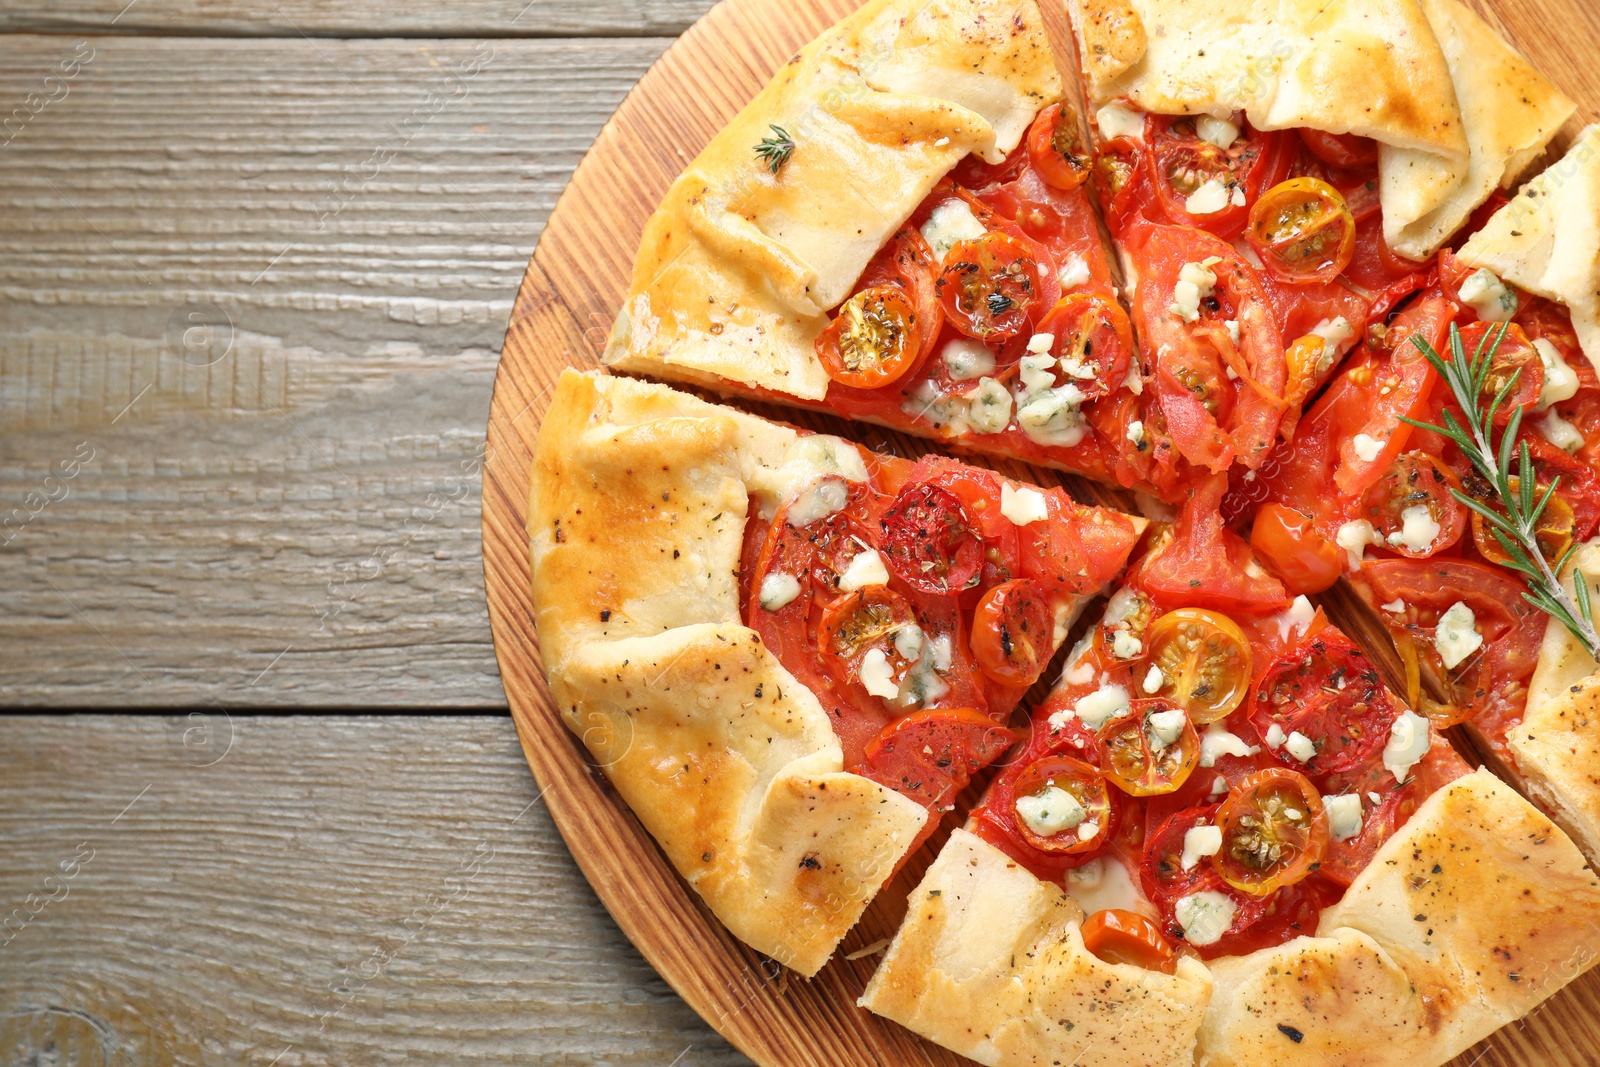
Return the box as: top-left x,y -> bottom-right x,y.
482,1 -> 1600,1063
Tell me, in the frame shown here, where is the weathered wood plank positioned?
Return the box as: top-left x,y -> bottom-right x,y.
0,1 -> 721,38
0,715 -> 752,1066
0,36 -> 672,707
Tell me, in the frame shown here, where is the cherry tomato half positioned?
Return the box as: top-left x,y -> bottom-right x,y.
1456,321 -> 1543,424
879,481 -> 984,595
1032,292 -> 1134,404
1009,755 -> 1116,854
1245,177 -> 1356,284
1250,503 -> 1342,594
972,578 -> 1055,687
1145,114 -> 1286,238
1250,630 -> 1398,775
1026,102 -> 1091,192
1140,608 -> 1253,724
937,232 -> 1054,342
1099,700 -> 1199,796
1358,450 -> 1466,559
1470,475 -> 1576,567
1093,136 -> 1149,236
1297,128 -> 1380,169
1212,768 -> 1327,896
816,586 -> 922,698
1081,908 -> 1178,974
1141,804 -> 1223,903
816,286 -> 922,389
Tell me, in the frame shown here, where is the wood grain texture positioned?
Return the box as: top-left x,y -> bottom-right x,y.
0,0 -> 720,38
0,715 -> 750,1067
0,36 -> 675,707
482,0 -> 1600,1064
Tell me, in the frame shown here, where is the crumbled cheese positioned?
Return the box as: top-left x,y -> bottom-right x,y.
1027,332 -> 1056,355
1072,683 -> 1131,730
1180,824 -> 1224,870
1225,319 -> 1241,346
1387,504 -> 1441,553
1142,664 -> 1164,694
1381,598 -> 1407,613
1538,408 -> 1585,453
1018,354 -> 1058,397
930,632 -> 953,671
901,379 -> 971,435
1368,791 -> 1383,805
837,549 -> 890,592
1017,384 -> 1089,447
1185,178 -> 1231,216
1230,184 -> 1246,207
966,377 -> 1013,434
1001,483 -> 1050,526
1535,338 -> 1581,409
1211,775 -> 1229,797
1323,794 -> 1364,842
1127,420 -> 1146,446
1310,316 -> 1356,372
893,624 -> 924,662
942,338 -> 995,381
1336,519 -> 1382,569
1284,731 -> 1317,764
1458,268 -> 1519,322
1077,820 -> 1101,841
1352,433 -> 1385,463
1199,725 -> 1259,767
1065,857 -> 1148,915
1278,595 -> 1316,640
1058,254 -> 1091,290
1147,708 -> 1188,748
859,648 -> 898,700
1383,708 -> 1432,784
758,571 -> 801,611
1174,890 -> 1237,946
1264,723 -> 1287,750
1112,630 -> 1143,660
1170,258 -> 1220,322
1104,587 -> 1143,625
1434,601 -> 1483,669
1195,115 -> 1240,150
1016,785 -> 1087,837
934,136 -> 950,147
786,477 -> 849,527
1096,100 -> 1145,140
1124,362 -> 1144,395
921,201 -> 986,265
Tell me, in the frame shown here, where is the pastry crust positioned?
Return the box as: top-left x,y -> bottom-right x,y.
1458,124 -> 1600,374
859,828 -> 1212,1067
1509,540 -> 1600,862
530,369 -> 928,975
602,0 -> 1064,402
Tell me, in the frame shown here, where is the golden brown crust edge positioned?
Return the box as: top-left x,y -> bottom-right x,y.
529,369 -> 929,975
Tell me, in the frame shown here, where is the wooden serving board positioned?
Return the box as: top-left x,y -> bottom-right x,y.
482,1 -> 1600,1064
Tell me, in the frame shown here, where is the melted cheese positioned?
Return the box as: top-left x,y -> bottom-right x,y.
859,648 -> 898,700
920,201 -> 985,265
1195,115 -> 1239,150
1435,601 -> 1483,669
1535,338 -> 1581,409
941,338 -> 994,381
1174,891 -> 1236,947
1000,483 -> 1049,526
1383,709 -> 1432,784
758,571 -> 800,611
1016,785 -> 1087,837
1180,824 -> 1223,870
786,477 -> 849,527
966,377 -> 1012,434
1095,101 -> 1145,140
1070,684 -> 1130,730
1458,268 -> 1519,322
1199,725 -> 1259,767
837,549 -> 890,592
1185,178 -> 1231,215
1323,793 -> 1364,842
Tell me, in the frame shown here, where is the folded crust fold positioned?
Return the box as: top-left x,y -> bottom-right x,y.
530,369 -> 927,975
859,828 -> 1212,1067
1458,124 -> 1600,374
603,0 -> 1063,401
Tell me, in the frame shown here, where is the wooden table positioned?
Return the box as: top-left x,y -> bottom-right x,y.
5,2 -> 1600,1065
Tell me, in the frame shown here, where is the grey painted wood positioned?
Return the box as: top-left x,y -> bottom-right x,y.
0,0 -> 722,38
0,715 -> 753,1066
0,36 -> 671,707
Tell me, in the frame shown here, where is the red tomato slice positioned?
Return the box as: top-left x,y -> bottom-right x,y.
1098,700 -> 1201,796
1092,135 -> 1153,237
1132,473 -> 1290,613
1249,503 -> 1342,595
1144,115 -> 1292,238
864,706 -> 1019,811
1032,292 -> 1134,403
879,480 -> 985,595
1357,450 -> 1467,558
1211,768 -> 1327,896
1245,177 -> 1357,285
938,231 -> 1058,342
1249,628 -> 1399,775
971,579 -> 1054,687
1141,803 -> 1225,904
1007,755 -> 1116,853
856,224 -> 944,364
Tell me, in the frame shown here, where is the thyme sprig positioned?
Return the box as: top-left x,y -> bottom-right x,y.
753,125 -> 795,174
1400,323 -> 1600,658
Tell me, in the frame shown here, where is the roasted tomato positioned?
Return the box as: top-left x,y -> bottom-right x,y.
1212,768 -> 1327,896
972,579 -> 1055,687
1143,114 -> 1291,238
1249,503 -> 1342,593
1093,135 -> 1151,236
1026,102 -> 1092,191
1133,474 -> 1290,614
1142,803 -> 1224,902
1470,476 -> 1576,567
1099,700 -> 1200,796
1245,177 -> 1356,284
816,586 -> 922,699
816,286 -> 921,388
1139,608 -> 1253,724
1031,291 -> 1135,404
938,232 -> 1056,342
1250,629 -> 1398,775
879,480 -> 984,595
864,707 -> 1019,809
1357,451 -> 1467,559
1452,321 -> 1544,424
1008,755 -> 1117,854
1297,128 -> 1380,169
1081,909 -> 1178,974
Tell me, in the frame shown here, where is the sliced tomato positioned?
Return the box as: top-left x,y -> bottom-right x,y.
1142,803 -> 1225,903
879,481 -> 984,595
1140,607 -> 1253,724
1017,488 -> 1143,597
1298,129 -> 1380,169
1092,135 -> 1152,237
1245,177 -> 1356,284
1099,700 -> 1199,796
816,586 -> 922,697
937,232 -> 1056,342
1026,102 -> 1091,191
816,286 -> 921,389
1212,768 -> 1327,896
1249,503 -> 1342,594
1144,115 -> 1291,238
1081,909 -> 1178,974
864,706 -> 1019,811
1452,321 -> 1543,424
1250,628 -> 1398,775
971,579 -> 1054,687
1357,450 -> 1466,558
1203,875 -> 1340,957
1008,755 -> 1116,854
1032,292 -> 1134,403
1132,473 -> 1290,614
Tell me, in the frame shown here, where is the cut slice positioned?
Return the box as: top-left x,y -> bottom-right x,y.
529,369 -> 1143,975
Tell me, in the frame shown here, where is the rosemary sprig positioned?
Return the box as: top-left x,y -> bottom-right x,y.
753,125 -> 795,174
1399,323 -> 1600,658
